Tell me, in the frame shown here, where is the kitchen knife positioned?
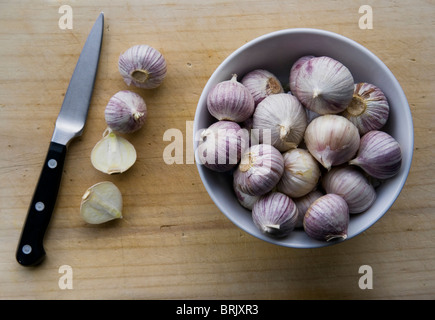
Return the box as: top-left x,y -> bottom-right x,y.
16,13 -> 104,266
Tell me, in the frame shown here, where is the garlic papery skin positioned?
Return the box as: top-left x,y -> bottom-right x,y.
253,93 -> 307,152
289,55 -> 315,93
303,194 -> 349,242
207,74 -> 255,122
105,90 -> 147,134
293,190 -> 323,228
233,144 -> 284,196
322,166 -> 376,214
80,181 -> 123,224
349,130 -> 402,179
304,114 -> 360,170
252,192 -> 298,238
233,180 -> 259,210
241,69 -> 284,105
118,45 -> 167,89
341,83 -> 390,135
91,128 -> 137,174
197,120 -> 242,172
293,56 -> 354,115
277,148 -> 321,198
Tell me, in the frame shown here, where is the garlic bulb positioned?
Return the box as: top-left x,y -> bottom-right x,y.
349,130 -> 402,179
304,115 -> 360,170
105,90 -> 147,134
277,148 -> 321,198
233,144 -> 284,196
91,128 -> 137,174
341,83 -> 390,135
253,93 -> 307,152
197,120 -> 242,172
233,180 -> 259,210
322,166 -> 376,214
252,192 -> 298,238
241,69 -> 284,105
303,194 -> 349,242
293,190 -> 323,228
289,55 -> 314,93
207,74 -> 255,122
80,181 -> 123,224
118,45 -> 167,89
293,56 -> 354,115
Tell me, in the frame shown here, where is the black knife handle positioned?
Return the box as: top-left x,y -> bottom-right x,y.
16,142 -> 67,266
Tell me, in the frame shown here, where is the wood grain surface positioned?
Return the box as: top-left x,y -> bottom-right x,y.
0,0 -> 434,300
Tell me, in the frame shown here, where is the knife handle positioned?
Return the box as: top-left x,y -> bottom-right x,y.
16,142 -> 67,266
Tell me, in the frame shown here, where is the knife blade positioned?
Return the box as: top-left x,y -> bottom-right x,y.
16,13 -> 104,266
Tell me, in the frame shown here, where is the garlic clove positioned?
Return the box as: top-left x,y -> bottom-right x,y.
341,83 -> 390,135
253,93 -> 307,152
293,56 -> 354,115
289,55 -> 315,94
322,166 -> 376,214
303,194 -> 349,242
91,128 -> 137,174
277,148 -> 321,198
233,180 -> 260,210
80,181 -> 123,224
304,114 -> 360,170
196,120 -> 243,172
241,69 -> 284,105
233,144 -> 284,196
105,90 -> 147,134
207,74 -> 255,123
349,130 -> 402,179
293,190 -> 323,228
118,45 -> 167,89
252,192 -> 298,238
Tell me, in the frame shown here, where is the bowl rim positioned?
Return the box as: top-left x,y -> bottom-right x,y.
193,28 -> 414,248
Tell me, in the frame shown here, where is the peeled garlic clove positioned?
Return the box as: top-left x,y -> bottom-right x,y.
322,166 -> 376,214
118,45 -> 167,89
233,180 -> 259,210
341,83 -> 390,135
207,74 -> 255,122
241,69 -> 284,105
349,130 -> 402,179
289,55 -> 315,93
252,192 -> 298,238
277,148 -> 321,198
91,129 -> 137,174
304,194 -> 349,242
105,90 -> 147,134
196,120 -> 242,172
293,190 -> 323,228
293,56 -> 354,115
80,181 -> 123,224
304,114 -> 360,170
253,93 -> 307,152
233,144 -> 284,196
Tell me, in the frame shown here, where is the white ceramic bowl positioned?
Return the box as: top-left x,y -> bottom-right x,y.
193,28 -> 414,248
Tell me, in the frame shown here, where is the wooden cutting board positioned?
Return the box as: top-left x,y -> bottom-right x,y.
0,0 -> 434,299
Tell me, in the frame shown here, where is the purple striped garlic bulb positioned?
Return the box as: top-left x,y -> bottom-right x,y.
252,192 -> 298,238
289,55 -> 314,93
293,190 -> 323,228
341,83 -> 390,135
322,166 -> 376,214
207,74 -> 255,123
233,144 -> 284,196
241,69 -> 284,105
118,45 -> 167,89
197,120 -> 242,172
293,56 -> 354,115
304,115 -> 360,170
349,130 -> 402,179
304,194 -> 349,242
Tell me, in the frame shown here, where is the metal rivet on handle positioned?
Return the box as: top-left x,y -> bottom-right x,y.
47,159 -> 57,169
35,201 -> 45,212
22,244 -> 32,254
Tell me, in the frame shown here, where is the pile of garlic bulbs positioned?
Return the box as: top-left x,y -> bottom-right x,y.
198,55 -> 402,242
